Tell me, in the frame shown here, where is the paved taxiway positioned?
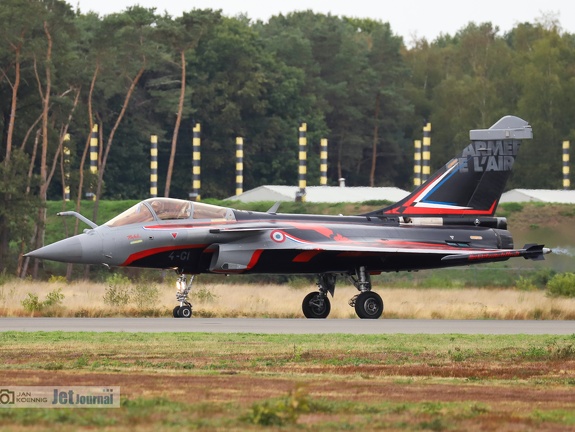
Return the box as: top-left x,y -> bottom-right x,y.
1,318 -> 573,334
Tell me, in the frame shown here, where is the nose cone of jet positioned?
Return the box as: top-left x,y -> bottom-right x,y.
25,237 -> 83,263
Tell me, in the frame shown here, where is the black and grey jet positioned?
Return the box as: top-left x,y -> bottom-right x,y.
26,116 -> 550,319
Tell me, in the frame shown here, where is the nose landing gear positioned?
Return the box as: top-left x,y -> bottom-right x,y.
173,273 -> 194,318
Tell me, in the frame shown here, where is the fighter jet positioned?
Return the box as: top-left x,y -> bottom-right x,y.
26,115 -> 550,319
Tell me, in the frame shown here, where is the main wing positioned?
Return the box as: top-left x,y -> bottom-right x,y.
206,227 -> 549,274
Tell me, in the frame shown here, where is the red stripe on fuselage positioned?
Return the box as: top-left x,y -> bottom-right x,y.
246,249 -> 263,270
287,222 -> 334,238
121,244 -> 208,266
385,200 -> 497,216
292,250 -> 322,262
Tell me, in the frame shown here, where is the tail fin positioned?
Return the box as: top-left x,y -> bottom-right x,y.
367,115 -> 532,218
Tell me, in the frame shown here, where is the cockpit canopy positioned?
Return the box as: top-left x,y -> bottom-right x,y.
105,198 -> 235,227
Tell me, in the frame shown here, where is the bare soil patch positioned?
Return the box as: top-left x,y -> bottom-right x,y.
1,333 -> 574,430
1,368 -> 573,407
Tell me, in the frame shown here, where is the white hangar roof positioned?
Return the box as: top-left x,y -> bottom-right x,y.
500,189 -> 575,204
226,185 -> 410,203
228,187 -> 575,205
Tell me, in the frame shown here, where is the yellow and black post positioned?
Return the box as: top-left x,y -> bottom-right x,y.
191,123 -> 201,201
320,138 -> 328,186
90,125 -> 98,175
413,139 -> 422,187
150,135 -> 158,197
422,122 -> 431,183
235,137 -> 244,196
563,140 -> 570,189
63,134 -> 71,201
296,123 -> 307,202
87,124 -> 98,200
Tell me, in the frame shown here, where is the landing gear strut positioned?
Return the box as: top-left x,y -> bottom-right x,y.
301,274 -> 336,319
348,266 -> 384,319
173,273 -> 194,318
301,269 -> 384,319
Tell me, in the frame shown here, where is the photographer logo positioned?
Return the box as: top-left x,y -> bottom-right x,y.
0,389 -> 15,405
0,386 -> 120,408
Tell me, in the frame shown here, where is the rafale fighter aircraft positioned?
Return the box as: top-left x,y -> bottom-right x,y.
26,115 -> 550,319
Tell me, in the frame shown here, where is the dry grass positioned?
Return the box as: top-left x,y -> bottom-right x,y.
2,278 -> 575,319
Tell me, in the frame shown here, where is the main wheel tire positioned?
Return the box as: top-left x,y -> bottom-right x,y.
178,305 -> 192,318
302,291 -> 331,319
354,291 -> 383,319
172,306 -> 181,318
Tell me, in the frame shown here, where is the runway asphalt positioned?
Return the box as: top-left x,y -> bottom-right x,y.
0,318 -> 573,334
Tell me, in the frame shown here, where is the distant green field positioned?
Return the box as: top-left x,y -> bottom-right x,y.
1,331 -> 573,363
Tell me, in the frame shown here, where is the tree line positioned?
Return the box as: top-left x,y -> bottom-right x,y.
1,0 -> 574,274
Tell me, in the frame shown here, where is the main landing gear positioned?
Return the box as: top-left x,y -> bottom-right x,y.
348,267 -> 384,319
173,273 -> 194,318
301,274 -> 336,319
301,266 -> 384,319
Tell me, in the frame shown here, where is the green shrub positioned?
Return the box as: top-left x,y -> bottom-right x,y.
44,288 -> 64,307
546,273 -> 575,298
243,387 -> 310,426
48,275 -> 67,284
0,270 -> 13,286
530,268 -> 556,288
21,288 -> 65,313
131,283 -> 160,309
194,286 -> 217,303
103,273 -> 131,307
497,202 -> 524,217
515,276 -> 537,291
516,268 -> 556,291
21,293 -> 42,313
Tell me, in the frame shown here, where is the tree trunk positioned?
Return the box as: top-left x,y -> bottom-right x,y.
2,40 -> 23,271
44,88 -> 80,192
5,41 -> 23,163
164,50 -> 187,197
0,216 -> 8,271
369,94 -> 381,187
32,21 -> 53,279
92,65 -> 145,224
337,140 -> 343,180
73,65 -> 100,281
19,224 -> 38,278
19,113 -> 42,152
76,64 -> 99,230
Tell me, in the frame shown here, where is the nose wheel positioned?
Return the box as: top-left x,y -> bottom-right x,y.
173,274 -> 194,318
173,302 -> 192,318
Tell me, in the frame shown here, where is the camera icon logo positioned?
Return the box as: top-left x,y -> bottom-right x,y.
0,389 -> 15,405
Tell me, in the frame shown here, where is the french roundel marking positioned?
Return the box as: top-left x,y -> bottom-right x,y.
271,230 -> 285,243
